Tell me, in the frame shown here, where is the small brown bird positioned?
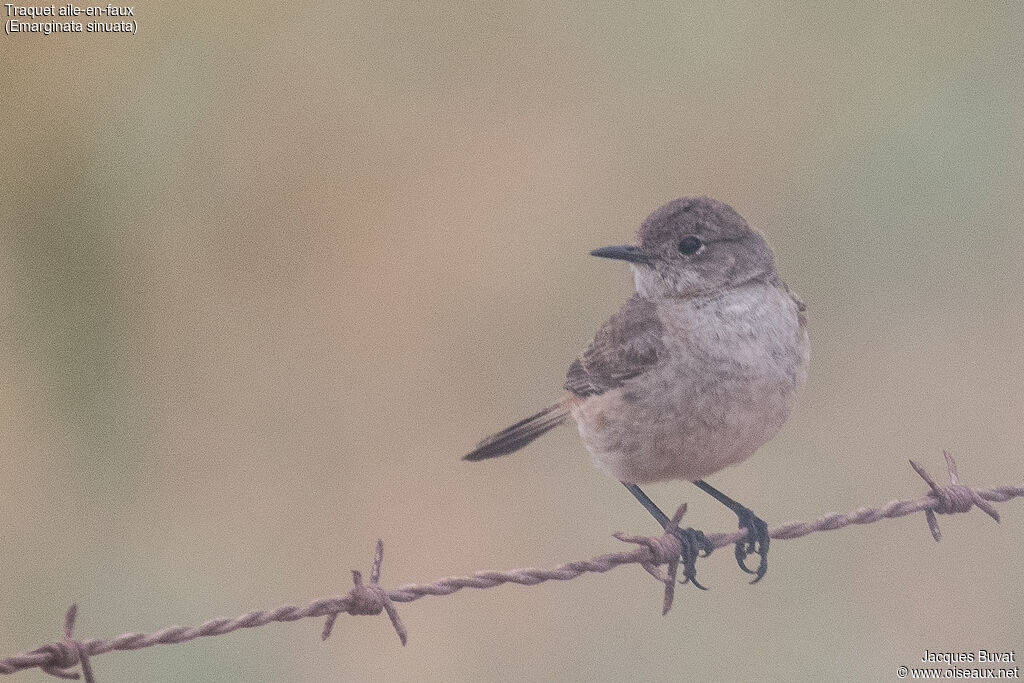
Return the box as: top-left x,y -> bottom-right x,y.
465,196 -> 809,585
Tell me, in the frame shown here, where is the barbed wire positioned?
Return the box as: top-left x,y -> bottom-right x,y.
1,452 -> 1021,681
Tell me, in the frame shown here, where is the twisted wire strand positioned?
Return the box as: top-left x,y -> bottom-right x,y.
1,455 -> 1020,680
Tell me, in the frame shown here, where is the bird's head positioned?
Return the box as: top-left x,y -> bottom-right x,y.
591,196 -> 778,299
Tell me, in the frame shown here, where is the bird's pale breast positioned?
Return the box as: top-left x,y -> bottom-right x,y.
570,283 -> 809,484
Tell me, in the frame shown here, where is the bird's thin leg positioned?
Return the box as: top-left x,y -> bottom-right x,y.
692,480 -> 769,583
621,482 -> 712,589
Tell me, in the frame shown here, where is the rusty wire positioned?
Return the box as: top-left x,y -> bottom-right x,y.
1,453 -> 1020,680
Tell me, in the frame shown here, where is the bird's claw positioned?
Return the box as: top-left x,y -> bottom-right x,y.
671,526 -> 714,590
733,508 -> 769,583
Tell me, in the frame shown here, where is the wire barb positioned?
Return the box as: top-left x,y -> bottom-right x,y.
37,605 -> 94,683
321,540 -> 408,646
614,503 -> 688,614
910,451 -> 1001,542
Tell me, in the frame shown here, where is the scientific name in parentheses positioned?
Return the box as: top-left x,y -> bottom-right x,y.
4,4 -> 136,35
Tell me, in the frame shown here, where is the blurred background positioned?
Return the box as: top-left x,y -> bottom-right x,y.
2,2 -> 1023,681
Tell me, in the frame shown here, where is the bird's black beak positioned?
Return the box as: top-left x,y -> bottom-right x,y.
589,244 -> 651,265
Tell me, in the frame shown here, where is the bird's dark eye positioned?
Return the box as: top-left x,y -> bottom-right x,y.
678,236 -> 703,255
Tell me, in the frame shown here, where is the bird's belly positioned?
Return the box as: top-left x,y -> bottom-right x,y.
571,346 -> 803,484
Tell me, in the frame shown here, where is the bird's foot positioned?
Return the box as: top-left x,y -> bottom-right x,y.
670,526 -> 714,590
732,506 -> 769,583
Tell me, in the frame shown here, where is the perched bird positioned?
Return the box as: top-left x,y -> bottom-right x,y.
464,196 -> 809,585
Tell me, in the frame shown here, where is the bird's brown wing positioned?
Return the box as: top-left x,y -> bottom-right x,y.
564,294 -> 666,397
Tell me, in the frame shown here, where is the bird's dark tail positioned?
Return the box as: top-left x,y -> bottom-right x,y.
463,403 -> 569,461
